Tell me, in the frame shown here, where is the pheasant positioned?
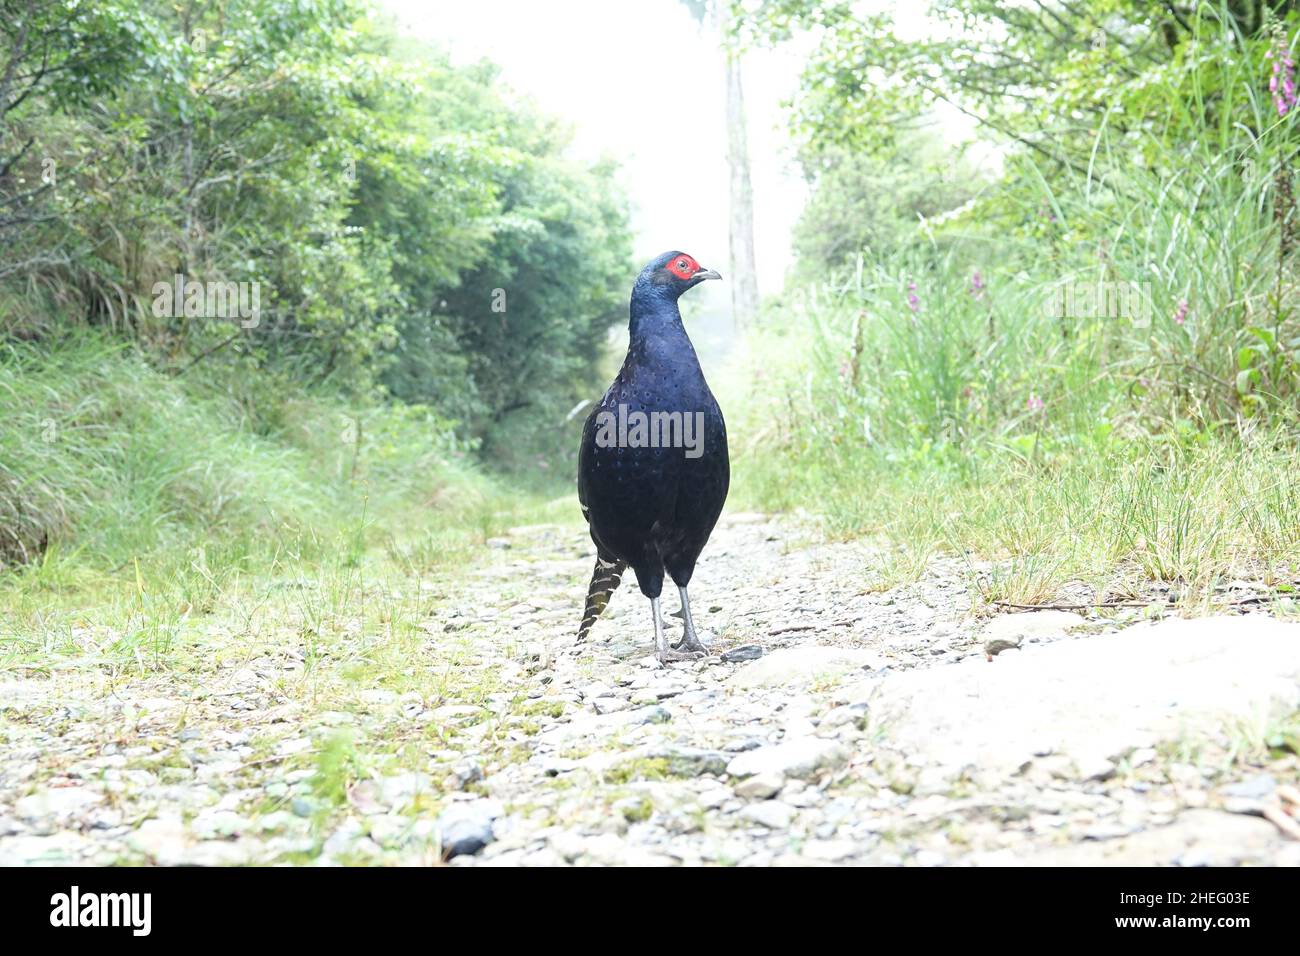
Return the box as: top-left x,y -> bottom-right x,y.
576,251 -> 730,664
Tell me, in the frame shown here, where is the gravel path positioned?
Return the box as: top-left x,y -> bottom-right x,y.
2,512 -> 1299,866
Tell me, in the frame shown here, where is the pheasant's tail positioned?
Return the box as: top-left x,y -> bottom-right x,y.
577,555 -> 626,642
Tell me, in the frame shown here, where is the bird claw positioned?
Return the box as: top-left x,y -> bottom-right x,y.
658,647 -> 705,665
671,632 -> 710,654
665,632 -> 709,664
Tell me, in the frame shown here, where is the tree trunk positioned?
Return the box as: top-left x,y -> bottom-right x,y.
716,4 -> 759,327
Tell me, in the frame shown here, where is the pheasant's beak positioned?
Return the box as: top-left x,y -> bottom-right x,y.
694,268 -> 722,281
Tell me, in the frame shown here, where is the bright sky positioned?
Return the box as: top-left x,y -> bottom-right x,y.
381,0 -> 809,294
378,1 -> 991,299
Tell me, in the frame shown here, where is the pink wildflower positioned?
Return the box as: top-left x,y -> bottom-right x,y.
1268,36 -> 1297,116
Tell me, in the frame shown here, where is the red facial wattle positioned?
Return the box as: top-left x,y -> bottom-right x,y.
666,255 -> 699,280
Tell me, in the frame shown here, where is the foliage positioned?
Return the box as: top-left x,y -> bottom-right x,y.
725,0 -> 1300,601
1,0 -> 631,457
740,0 -> 1300,425
792,132 -> 989,268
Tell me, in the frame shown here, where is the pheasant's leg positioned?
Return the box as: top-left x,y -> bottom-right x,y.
652,596 -> 667,661
654,595 -> 704,664
670,585 -> 709,654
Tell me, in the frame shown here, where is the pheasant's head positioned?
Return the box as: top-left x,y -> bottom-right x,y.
637,250 -> 722,300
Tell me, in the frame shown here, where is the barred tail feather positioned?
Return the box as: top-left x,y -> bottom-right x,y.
577,555 -> 626,642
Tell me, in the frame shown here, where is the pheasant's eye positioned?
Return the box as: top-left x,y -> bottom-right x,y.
678,260 -> 688,270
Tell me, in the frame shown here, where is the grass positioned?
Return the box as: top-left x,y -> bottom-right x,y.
733,393 -> 1300,608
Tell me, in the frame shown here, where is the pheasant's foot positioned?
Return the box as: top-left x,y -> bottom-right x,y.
670,631 -> 710,654
658,646 -> 705,664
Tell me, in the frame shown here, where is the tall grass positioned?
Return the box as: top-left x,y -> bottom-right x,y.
0,333 -> 561,581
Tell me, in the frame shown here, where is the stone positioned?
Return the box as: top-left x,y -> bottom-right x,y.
184,840 -> 260,866
275,736 -> 313,756
549,830 -> 587,861
129,817 -> 189,865
579,682 -> 613,700
15,786 -> 102,821
821,703 -> 868,729
783,786 -> 822,808
0,832 -> 95,866
654,746 -> 730,778
697,787 -> 732,809
1221,774 -> 1277,800
727,646 -> 884,689
1222,797 -> 1267,816
322,818 -> 364,858
1079,758 -> 1118,782
802,839 -> 857,862
376,772 -> 434,811
536,705 -> 670,744
721,645 -> 764,663
437,799 -> 502,859
739,801 -> 795,829
1020,809 -> 1282,866
191,809 -> 250,839
726,737 -> 849,781
735,773 -> 784,800
782,717 -> 817,738
447,761 -> 483,789
1129,747 -> 1157,767
867,616 -> 1300,778
534,756 -> 577,776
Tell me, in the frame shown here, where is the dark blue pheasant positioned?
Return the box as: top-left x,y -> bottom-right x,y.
577,251 -> 730,664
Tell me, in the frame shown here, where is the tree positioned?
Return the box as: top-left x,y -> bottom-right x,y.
1,0 -> 633,462
0,0 -> 147,279
684,0 -> 760,326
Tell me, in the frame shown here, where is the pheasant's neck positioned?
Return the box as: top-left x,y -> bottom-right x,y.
627,306 -> 703,382
629,287 -> 692,335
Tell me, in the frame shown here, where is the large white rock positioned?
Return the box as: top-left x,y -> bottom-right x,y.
863,615 -> 1300,776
